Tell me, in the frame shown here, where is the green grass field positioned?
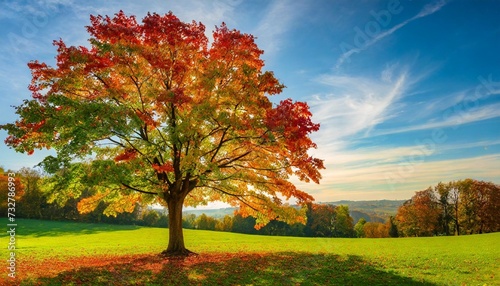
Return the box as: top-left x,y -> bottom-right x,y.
1,219 -> 498,285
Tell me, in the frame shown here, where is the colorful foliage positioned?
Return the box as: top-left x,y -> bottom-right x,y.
396,179 -> 500,236
1,11 -> 324,254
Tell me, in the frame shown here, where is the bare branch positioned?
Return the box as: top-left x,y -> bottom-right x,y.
121,183 -> 158,195
202,185 -> 260,213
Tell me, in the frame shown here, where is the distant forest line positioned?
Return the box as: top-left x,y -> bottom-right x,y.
181,199 -> 403,222
2,167 -> 498,238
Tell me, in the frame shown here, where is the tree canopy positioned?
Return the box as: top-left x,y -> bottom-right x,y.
396,179 -> 500,237
1,11 -> 324,255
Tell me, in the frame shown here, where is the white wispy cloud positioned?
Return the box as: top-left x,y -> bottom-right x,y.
253,1 -> 307,55
310,138 -> 500,181
297,62 -> 500,202
39,1 -> 243,45
297,66 -> 412,200
296,152 -> 500,202
440,139 -> 500,152
374,102 -> 500,136
311,66 -> 409,145
169,0 -> 242,34
336,0 -> 448,69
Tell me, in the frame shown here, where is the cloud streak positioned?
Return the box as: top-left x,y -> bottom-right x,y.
253,1 -> 306,56
299,66 -> 413,200
336,0 -> 448,69
301,61 -> 500,202
374,101 -> 500,137
311,66 -> 409,144
295,152 -> 500,201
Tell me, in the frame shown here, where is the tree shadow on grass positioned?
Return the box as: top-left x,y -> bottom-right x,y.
8,219 -> 141,237
29,252 -> 436,286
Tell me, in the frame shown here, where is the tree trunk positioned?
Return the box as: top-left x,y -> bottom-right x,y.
161,194 -> 193,257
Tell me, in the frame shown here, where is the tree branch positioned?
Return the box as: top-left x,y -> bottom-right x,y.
217,150 -> 252,169
121,183 -> 158,195
202,185 -> 260,213
210,126 -> 230,162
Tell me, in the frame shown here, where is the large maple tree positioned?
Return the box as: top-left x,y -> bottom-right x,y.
2,11 -> 324,255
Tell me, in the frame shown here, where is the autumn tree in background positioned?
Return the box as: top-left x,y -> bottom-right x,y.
433,179 -> 500,235
435,182 -> 453,236
195,213 -> 217,230
303,203 -> 355,237
362,222 -> 389,238
216,214 -> 233,232
446,182 -> 462,235
333,205 -> 355,237
0,167 -> 24,216
231,214 -> 258,234
475,181 -> 500,233
456,179 -> 477,234
354,217 -> 366,238
304,203 -> 336,237
395,188 -> 440,237
182,214 -> 197,229
1,11 -> 324,255
454,179 -> 500,234
397,179 -> 500,237
388,216 -> 398,237
360,217 -> 397,238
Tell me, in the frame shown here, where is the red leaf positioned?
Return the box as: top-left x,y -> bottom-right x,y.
152,163 -> 174,173
114,149 -> 137,162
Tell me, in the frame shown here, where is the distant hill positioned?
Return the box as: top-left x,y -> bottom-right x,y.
324,200 -> 406,215
350,210 -> 385,224
180,200 -> 407,223
321,200 -> 407,223
182,207 -> 236,218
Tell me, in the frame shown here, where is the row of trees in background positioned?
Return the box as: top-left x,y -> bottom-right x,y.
0,167 -> 164,226
2,168 -> 498,238
183,203 -> 359,237
0,167 -> 352,236
183,179 -> 500,238
353,217 -> 399,238
395,179 -> 500,237
1,167 -> 363,237
188,203 -> 360,237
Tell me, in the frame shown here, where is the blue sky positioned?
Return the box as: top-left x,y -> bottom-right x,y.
1,0 -> 499,202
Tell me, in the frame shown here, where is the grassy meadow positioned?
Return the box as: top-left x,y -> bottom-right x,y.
1,219 -> 498,285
